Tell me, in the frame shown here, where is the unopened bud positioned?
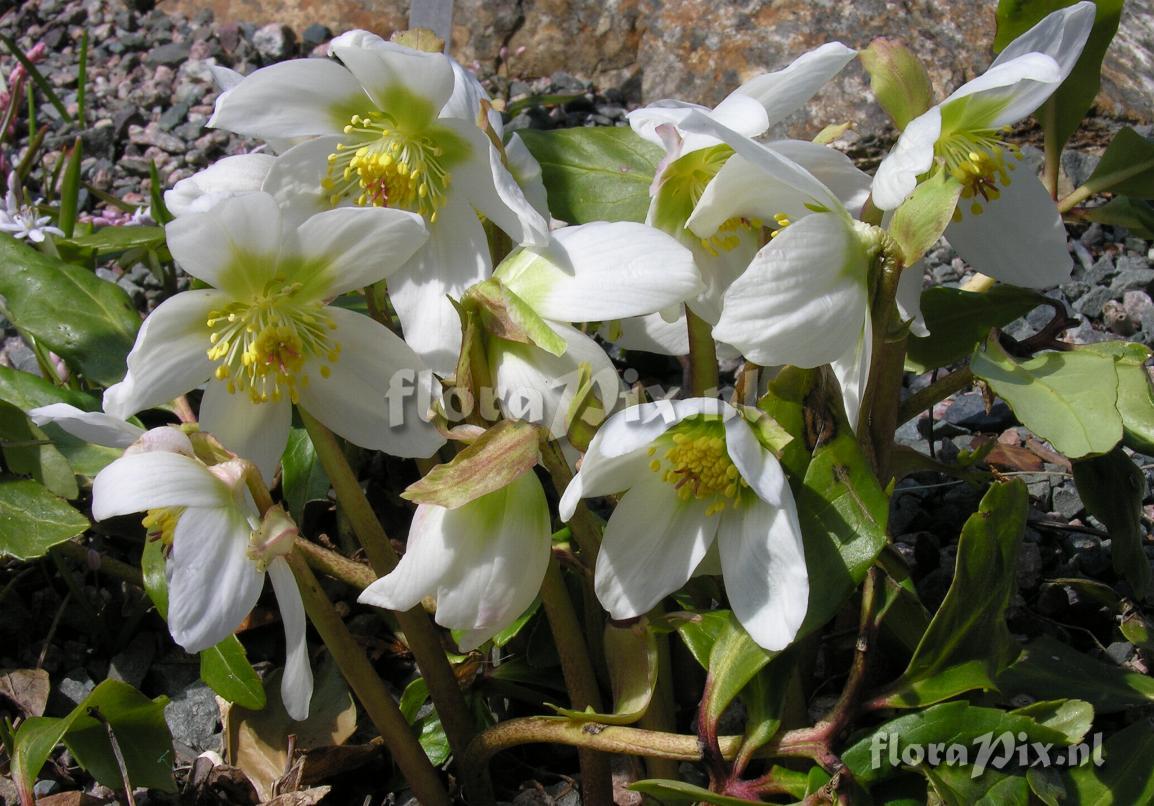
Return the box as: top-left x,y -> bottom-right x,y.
859,38 -> 934,131
250,504 -> 299,566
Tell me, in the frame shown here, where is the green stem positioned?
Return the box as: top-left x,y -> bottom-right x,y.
539,439 -> 602,559
1041,98 -> 1060,201
896,367 -> 973,426
540,554 -> 613,806
859,256 -> 908,482
637,608 -> 680,780
686,307 -> 719,397
286,552 -> 450,806
52,541 -> 143,588
293,537 -> 376,590
299,409 -> 485,798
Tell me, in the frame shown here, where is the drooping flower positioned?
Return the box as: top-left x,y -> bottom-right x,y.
91,427 -> 313,720
102,192 -> 445,480
209,32 -> 549,373
0,172 -> 63,243
359,470 -> 552,651
561,399 -> 808,651
871,2 -> 1095,287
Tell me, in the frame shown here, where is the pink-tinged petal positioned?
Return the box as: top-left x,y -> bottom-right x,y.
946,169 -> 1072,288
359,504 -> 457,612
330,32 -> 454,117
595,472 -> 717,619
718,495 -> 808,651
387,198 -> 490,375
199,382 -> 292,484
92,451 -> 230,520
297,307 -> 445,458
290,206 -> 428,299
208,58 -> 365,139
125,426 -> 195,457
714,212 -> 869,368
724,415 -> 786,507
268,557 -> 313,721
27,404 -> 142,448
871,107 -> 942,210
165,154 -> 275,218
102,290 -> 223,419
165,193 -> 284,297
628,100 -> 712,149
733,42 -> 857,130
167,505 -> 264,653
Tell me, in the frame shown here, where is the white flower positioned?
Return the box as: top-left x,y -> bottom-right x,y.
0,173 -> 63,243
561,399 -> 808,651
209,32 -> 549,374
92,427 -> 313,720
359,471 -> 551,651
28,402 -> 144,448
871,2 -> 1095,288
102,192 -> 445,480
164,154 -> 275,217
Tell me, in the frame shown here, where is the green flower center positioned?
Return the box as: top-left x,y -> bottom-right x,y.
323,110 -> 467,222
935,128 -> 1022,218
205,281 -> 340,404
649,417 -> 749,516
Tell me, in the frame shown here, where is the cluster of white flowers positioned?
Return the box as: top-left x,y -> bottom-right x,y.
33,3 -> 1094,719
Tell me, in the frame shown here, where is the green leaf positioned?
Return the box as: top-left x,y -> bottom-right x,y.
282,428 -> 330,521
398,677 -> 451,765
889,170 -> 963,266
1012,699 -> 1094,745
200,637 -> 267,710
1062,716 -> 1154,804
881,480 -> 1027,707
995,0 -> 1124,155
1083,196 -> 1154,238
466,276 -> 568,356
630,779 -> 767,805
859,37 -> 935,131
675,609 -> 733,669
906,286 -> 1048,373
970,338 -> 1122,459
701,613 -> 772,729
734,653 -> 794,767
58,139 -> 83,239
140,537 -> 168,615
0,399 -> 78,499
1081,126 -> 1154,199
998,634 -> 1154,713
555,621 -> 658,725
0,478 -> 88,559
1081,341 -> 1154,455
62,680 -> 175,792
1072,447 -> 1151,599
922,765 -> 1030,806
0,34 -> 72,122
518,127 -> 662,224
66,225 -> 166,256
10,716 -> 72,800
0,236 -> 140,386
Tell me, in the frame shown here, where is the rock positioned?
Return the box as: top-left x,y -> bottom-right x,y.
108,633 -> 155,689
1123,290 -> 1154,333
1111,265 -> 1154,293
1073,286 -> 1116,319
1051,485 -> 1084,521
56,667 -> 95,706
145,41 -> 190,66
301,22 -> 332,50
253,23 -> 295,61
128,122 -> 187,153
942,392 -> 1015,433
164,681 -> 222,756
1106,641 -> 1135,665
1061,150 -> 1100,188
1103,299 -> 1138,336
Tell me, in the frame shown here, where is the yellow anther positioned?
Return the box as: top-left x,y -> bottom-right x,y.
649,417 -> 749,516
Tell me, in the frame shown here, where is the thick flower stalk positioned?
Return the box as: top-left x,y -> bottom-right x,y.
561,399 -> 808,651
208,31 -> 549,373
91,427 -> 313,720
102,191 -> 444,480
871,1 -> 1095,287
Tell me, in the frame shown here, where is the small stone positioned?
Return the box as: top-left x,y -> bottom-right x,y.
1111,266 -> 1154,294
1061,150 -> 1100,188
1017,541 -> 1043,590
157,101 -> 190,131
942,392 -> 1015,433
57,667 -> 95,705
1103,300 -> 1138,336
164,681 -> 222,756
301,23 -> 332,50
128,122 -> 187,154
1051,485 -> 1083,520
145,41 -> 190,66
1080,223 -> 1105,248
1125,237 -> 1149,255
1073,286 -> 1115,319
253,23 -> 295,61
108,633 -> 155,689
1106,641 -> 1136,665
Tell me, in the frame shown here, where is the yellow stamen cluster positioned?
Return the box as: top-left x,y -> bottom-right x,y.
700,216 -> 765,256
323,111 -> 451,221
768,212 -> 792,239
142,506 -> 183,549
205,282 -> 340,404
936,128 -> 1021,219
649,419 -> 749,516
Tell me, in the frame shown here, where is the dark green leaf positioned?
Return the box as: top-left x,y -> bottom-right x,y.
1082,126 -> 1154,199
675,609 -> 732,669
140,536 -> 168,615
148,160 -> 174,225
518,127 -> 661,224
1072,447 -> 1150,598
200,637 -> 267,710
630,779 -> 766,805
282,428 -> 330,521
880,480 -> 1027,707
58,139 -> 83,239
1083,196 -> 1154,238
0,478 -> 88,559
0,399 -> 78,499
701,613 -> 772,729
734,652 -> 794,768
1062,716 -> 1154,803
923,765 -> 1030,806
0,236 -> 140,386
66,225 -> 166,257
906,286 -> 1048,373
998,634 -> 1154,713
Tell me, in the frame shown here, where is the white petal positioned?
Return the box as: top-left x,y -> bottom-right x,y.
992,1 -> 1096,82
208,58 -> 365,139
165,193 -> 284,297
199,383 -> 292,484
297,307 -> 445,458
289,206 -> 429,298
688,235 -> 761,325
765,140 -> 872,217
607,312 -> 691,356
628,100 -> 718,154
261,136 -> 344,228
871,107 -> 942,210
165,154 -> 275,217
595,473 -> 717,619
27,404 -> 143,448
433,473 -> 552,650
707,93 -> 771,140
724,415 -> 786,507
443,57 -> 499,131
945,169 -> 1071,288
714,213 -> 869,367
92,451 -> 230,520
102,290 -> 222,419
359,504 -> 457,612
718,495 -> 808,651
830,312 -> 872,432
387,198 -> 490,375
896,262 -> 929,337
733,42 -> 857,130
125,426 -> 195,457
330,33 -> 454,116
504,133 -> 552,220
268,558 -> 313,721
497,222 -> 700,322
490,321 -> 623,439
167,505 -> 264,653
558,445 -> 652,522
942,53 -> 1061,129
